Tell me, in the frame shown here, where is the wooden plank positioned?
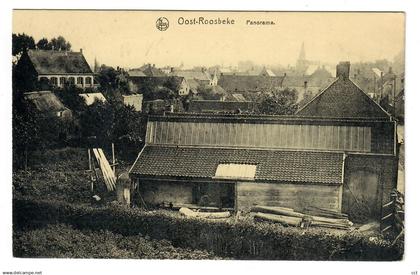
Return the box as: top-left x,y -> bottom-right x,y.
97,149 -> 116,190
254,212 -> 302,227
92,149 -> 111,191
364,127 -> 372,152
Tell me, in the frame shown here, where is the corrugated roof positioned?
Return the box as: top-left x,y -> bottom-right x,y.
296,78 -> 391,119
27,49 -> 93,75
130,145 -> 344,184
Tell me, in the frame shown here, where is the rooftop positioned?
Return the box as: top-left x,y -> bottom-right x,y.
130,145 -> 344,184
27,49 -> 93,75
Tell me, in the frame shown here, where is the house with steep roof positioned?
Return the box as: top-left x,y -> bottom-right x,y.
16,49 -> 96,89
128,61 -> 398,222
24,91 -> 72,119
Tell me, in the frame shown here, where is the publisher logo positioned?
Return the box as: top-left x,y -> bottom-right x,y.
156,17 -> 169,31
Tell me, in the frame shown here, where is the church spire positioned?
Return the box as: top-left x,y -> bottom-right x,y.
298,42 -> 306,61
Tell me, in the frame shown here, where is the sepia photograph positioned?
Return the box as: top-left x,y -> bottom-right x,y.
7,9 -> 409,265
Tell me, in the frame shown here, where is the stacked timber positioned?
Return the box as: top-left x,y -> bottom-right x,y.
252,205 -> 353,230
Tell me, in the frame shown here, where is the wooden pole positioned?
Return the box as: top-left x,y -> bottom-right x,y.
88,149 -> 93,192
112,143 -> 115,174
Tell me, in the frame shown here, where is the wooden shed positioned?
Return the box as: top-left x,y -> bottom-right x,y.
129,62 -> 398,221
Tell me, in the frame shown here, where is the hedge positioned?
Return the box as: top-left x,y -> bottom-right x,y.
13,198 -> 403,260
14,223 -> 222,259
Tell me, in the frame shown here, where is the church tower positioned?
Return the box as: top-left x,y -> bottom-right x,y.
296,42 -> 309,74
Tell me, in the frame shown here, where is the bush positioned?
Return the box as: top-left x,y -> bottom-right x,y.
14,223 -> 221,259
13,198 -> 404,260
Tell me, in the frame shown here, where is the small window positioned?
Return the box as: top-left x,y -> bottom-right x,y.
59,77 -> 66,84
68,77 -> 75,84
85,77 -> 92,85
77,77 -> 84,85
50,77 -> 58,85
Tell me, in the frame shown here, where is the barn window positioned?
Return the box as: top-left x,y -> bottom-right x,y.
214,163 -> 257,180
85,77 -> 92,85
59,77 -> 66,85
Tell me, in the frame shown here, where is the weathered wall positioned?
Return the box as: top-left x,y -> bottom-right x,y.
236,182 -> 342,212
139,181 -> 194,206
343,154 -> 398,219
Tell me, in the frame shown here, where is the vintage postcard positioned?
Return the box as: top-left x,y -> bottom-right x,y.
11,10 -> 405,262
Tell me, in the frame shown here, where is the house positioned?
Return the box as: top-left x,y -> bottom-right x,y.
128,76 -> 190,96
24,91 -> 72,119
259,67 -> 276,77
170,68 -> 214,86
16,49 -> 96,89
129,61 -> 398,221
218,75 -> 286,93
79,92 -> 107,106
186,100 -> 256,113
129,64 -> 166,77
123,94 -> 143,112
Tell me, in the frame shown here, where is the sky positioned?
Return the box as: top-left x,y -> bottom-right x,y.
13,10 -> 405,69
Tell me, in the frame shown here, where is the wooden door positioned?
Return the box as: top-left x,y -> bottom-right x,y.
342,170 -> 380,221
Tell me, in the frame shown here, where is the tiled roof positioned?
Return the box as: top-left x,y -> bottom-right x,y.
296,78 -> 391,119
218,75 -> 286,92
27,49 -> 93,75
130,146 -> 344,184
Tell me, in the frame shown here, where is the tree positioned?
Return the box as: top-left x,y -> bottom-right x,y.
54,85 -> 87,114
196,83 -> 222,100
79,100 -> 146,149
256,88 -> 299,115
13,93 -> 65,169
12,33 -> 35,56
36,38 -> 51,50
49,36 -> 71,51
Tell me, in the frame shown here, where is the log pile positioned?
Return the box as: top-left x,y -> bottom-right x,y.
252,205 -> 353,230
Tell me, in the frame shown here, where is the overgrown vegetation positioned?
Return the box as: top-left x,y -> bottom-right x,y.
14,224 -> 222,259
14,198 -> 403,261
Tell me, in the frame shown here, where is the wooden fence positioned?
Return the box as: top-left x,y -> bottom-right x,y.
381,189 -> 404,244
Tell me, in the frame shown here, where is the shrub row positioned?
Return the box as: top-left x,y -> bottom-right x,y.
14,223 -> 221,259
13,198 -> 403,260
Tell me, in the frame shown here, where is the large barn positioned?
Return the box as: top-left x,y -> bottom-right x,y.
129,62 -> 398,220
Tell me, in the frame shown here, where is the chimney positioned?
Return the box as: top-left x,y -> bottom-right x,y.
389,67 -> 393,74
170,67 -> 174,73
336,61 -> 350,80
304,80 -> 308,90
